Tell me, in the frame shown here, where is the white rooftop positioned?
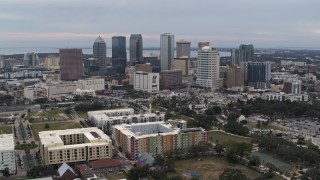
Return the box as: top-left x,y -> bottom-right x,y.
113,122 -> 179,139
0,134 -> 14,151
39,127 -> 111,149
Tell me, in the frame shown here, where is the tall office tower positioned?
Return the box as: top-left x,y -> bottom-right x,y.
174,57 -> 190,76
176,40 -> 191,58
93,36 -> 107,75
241,61 -> 271,89
129,34 -> 143,64
196,46 -> 220,90
198,42 -> 210,50
60,49 -> 83,81
160,33 -> 174,71
239,44 -> 254,63
23,53 -> 39,67
112,36 -> 127,75
227,65 -> 244,89
231,48 -> 239,65
84,58 -> 100,76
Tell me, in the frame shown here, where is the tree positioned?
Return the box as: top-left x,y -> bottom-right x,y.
214,144 -> 224,155
44,123 -> 50,129
127,165 -> 149,180
219,168 -> 248,180
64,108 -> 72,115
301,168 -> 320,180
248,156 -> 260,167
1,167 -> 10,177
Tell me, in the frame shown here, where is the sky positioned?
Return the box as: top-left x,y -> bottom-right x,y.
0,0 -> 319,49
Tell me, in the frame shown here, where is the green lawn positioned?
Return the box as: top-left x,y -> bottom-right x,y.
208,131 -> 251,147
77,111 -> 88,119
105,173 -> 127,180
0,125 -> 13,134
31,122 -> 81,141
171,156 -> 262,179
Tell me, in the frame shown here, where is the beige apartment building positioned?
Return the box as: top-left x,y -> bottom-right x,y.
39,128 -> 112,166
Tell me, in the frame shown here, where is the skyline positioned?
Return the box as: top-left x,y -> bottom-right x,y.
0,0 -> 319,48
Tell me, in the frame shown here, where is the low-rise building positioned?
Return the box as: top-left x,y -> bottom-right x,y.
39,128 -> 112,166
89,159 -> 122,174
261,92 -> 309,102
0,134 -> 16,174
78,78 -> 105,91
112,122 -> 208,160
74,88 -> 96,97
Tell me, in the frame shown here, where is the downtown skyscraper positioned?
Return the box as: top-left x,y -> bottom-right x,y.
93,36 -> 107,75
112,36 -> 127,75
176,40 -> 191,58
239,44 -> 254,63
160,33 -> 174,71
60,49 -> 83,81
129,34 -> 143,65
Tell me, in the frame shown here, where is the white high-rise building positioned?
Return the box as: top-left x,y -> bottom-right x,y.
196,46 -> 220,90
0,134 -> 16,174
160,33 -> 174,71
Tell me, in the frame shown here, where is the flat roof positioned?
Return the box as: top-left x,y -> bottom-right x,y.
39,127 -> 111,148
0,134 -> 14,151
114,122 -> 179,139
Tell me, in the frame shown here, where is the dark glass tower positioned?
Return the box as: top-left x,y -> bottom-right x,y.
112,36 -> 127,75
239,44 -> 254,63
129,34 -> 143,65
93,36 -> 107,75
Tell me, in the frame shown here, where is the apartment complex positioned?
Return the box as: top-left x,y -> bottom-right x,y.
196,46 -> 220,90
39,128 -> 112,166
0,134 -> 16,174
87,108 -> 165,133
112,122 -> 208,160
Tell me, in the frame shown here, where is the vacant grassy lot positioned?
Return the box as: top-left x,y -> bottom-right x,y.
31,122 -> 81,141
105,173 -> 127,180
172,156 -> 262,179
208,131 -> 251,147
0,125 -> 13,134
247,121 -> 285,131
27,109 -> 71,122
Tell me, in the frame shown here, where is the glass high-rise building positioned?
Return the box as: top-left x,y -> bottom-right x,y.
112,36 -> 127,75
129,34 -> 143,64
239,44 -> 254,63
160,33 -> 174,71
93,36 -> 107,75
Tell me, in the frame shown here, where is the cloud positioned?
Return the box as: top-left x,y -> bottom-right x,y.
0,13 -> 28,20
